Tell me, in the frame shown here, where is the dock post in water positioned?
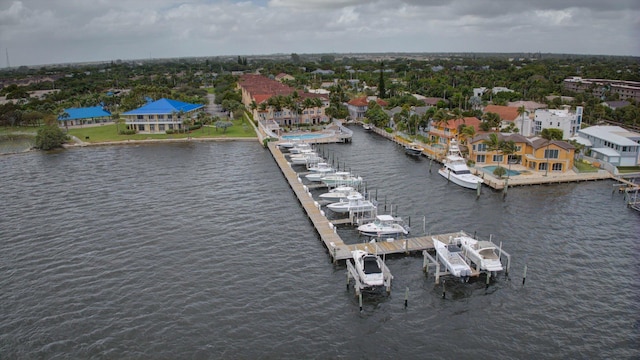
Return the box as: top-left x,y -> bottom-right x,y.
522,264 -> 527,286
359,293 -> 363,312
404,287 -> 409,309
477,183 -> 481,199
442,280 -> 446,299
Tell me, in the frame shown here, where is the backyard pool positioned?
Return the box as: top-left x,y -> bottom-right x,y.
482,165 -> 521,176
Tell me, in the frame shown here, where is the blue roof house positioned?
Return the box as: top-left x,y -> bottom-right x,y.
58,106 -> 112,127
122,98 -> 204,134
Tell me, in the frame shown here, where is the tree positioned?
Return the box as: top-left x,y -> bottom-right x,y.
35,125 -> 66,150
483,133 -> 505,177
459,125 -> 476,145
378,61 -> 386,99
482,112 -> 501,130
500,140 -> 517,179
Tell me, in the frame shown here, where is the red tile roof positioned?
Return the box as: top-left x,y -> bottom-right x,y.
348,96 -> 388,107
484,105 -> 520,121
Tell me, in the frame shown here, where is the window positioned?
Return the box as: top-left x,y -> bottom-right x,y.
477,144 -> 487,151
159,124 -> 165,131
168,115 -> 172,120
492,155 -> 503,162
137,124 -> 145,131
544,149 -> 559,159
538,162 -> 547,171
137,115 -> 143,120
552,163 -> 563,171
158,115 -> 164,120
149,124 -> 155,131
476,155 -> 486,163
169,124 -> 174,130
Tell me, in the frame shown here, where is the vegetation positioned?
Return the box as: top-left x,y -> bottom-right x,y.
35,125 -> 66,150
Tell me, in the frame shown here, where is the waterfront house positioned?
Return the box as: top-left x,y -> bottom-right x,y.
469,133 -> 575,173
346,96 -> 388,121
577,125 -> 640,166
58,106 -> 111,127
122,98 -> 204,134
533,107 -> 583,139
428,117 -> 482,148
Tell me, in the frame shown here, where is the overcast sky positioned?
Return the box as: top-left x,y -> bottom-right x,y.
1,0 -> 638,67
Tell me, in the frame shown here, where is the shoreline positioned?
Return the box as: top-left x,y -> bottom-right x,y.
63,136 -> 258,148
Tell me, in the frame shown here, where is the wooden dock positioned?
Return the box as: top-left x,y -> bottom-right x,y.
267,142 -> 463,261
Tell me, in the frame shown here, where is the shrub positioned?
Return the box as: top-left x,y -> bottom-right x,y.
35,125 -> 66,150
493,166 -> 507,178
118,129 -> 137,135
166,129 -> 174,134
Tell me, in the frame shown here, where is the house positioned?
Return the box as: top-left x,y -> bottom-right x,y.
275,73 -> 295,82
428,117 -> 482,147
483,104 -> 525,132
346,96 -> 388,121
577,126 -> 640,166
602,100 -> 631,110
237,74 -> 329,127
533,107 -> 583,139
122,98 -> 204,134
58,106 -> 111,127
468,133 -> 576,173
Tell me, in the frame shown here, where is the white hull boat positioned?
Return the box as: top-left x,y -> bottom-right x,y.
351,250 -> 384,287
438,140 -> 483,190
433,238 -> 472,279
456,235 -> 503,272
404,143 -> 423,156
288,143 -> 312,154
305,162 -> 336,182
358,214 -> 409,238
327,193 -> 377,213
318,186 -> 359,201
290,154 -> 324,166
321,171 -> 363,187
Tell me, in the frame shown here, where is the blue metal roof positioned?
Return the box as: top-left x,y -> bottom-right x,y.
122,98 -> 204,116
58,106 -> 111,121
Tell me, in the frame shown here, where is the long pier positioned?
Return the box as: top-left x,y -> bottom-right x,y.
268,141 -> 460,262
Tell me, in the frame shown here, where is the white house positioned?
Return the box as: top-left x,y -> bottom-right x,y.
577,125 -> 640,166
533,107 -> 583,139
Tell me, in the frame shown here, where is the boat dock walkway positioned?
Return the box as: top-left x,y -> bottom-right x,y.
268,141 -> 461,262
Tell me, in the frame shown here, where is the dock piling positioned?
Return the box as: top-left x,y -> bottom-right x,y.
359,293 -> 363,312
442,280 -> 446,299
522,264 -> 527,286
404,287 -> 409,309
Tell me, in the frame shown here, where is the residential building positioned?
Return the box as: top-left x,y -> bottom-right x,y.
238,74 -> 329,127
58,106 -> 111,127
474,87 -> 514,98
346,96 -> 388,121
469,133 -> 575,173
275,73 -> 294,82
577,126 -> 640,166
533,106 -> 583,139
563,77 -> 640,102
429,117 -> 482,147
122,98 -> 204,134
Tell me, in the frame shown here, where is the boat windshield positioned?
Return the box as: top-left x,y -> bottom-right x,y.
454,170 -> 471,175
363,256 -> 381,274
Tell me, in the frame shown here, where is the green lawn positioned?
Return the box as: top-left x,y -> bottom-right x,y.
617,166 -> 640,173
67,119 -> 256,143
574,160 -> 599,172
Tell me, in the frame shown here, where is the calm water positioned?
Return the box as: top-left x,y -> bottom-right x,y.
1,128 -> 638,359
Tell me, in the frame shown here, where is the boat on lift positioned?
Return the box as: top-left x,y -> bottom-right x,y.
327,193 -> 377,213
318,186 -> 360,201
305,162 -> 336,182
456,235 -> 503,272
351,249 -> 384,287
433,237 -> 472,281
321,171 -> 363,187
357,214 -> 410,238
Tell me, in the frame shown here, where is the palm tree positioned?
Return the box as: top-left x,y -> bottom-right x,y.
482,112 -> 501,130
459,125 -> 476,145
517,105 -> 526,135
500,140 -> 517,180
483,133 -> 505,177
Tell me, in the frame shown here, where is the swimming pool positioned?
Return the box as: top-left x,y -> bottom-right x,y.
482,165 -> 521,176
281,133 -> 332,140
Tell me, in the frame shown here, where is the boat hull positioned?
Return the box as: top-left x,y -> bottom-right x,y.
438,168 -> 483,190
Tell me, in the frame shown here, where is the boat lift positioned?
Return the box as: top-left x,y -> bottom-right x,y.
422,233 -> 512,284
346,243 -> 393,302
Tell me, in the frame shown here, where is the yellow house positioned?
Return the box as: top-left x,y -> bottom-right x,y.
469,133 -> 575,173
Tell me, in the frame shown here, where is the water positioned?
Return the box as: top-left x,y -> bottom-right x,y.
1,130 -> 638,359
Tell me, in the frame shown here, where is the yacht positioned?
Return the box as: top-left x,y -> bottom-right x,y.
438,140 -> 484,190
351,250 -> 384,287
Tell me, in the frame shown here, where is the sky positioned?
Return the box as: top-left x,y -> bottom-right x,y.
1,0 -> 639,67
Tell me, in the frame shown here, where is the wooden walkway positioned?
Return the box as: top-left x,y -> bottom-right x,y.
268,141 -> 466,262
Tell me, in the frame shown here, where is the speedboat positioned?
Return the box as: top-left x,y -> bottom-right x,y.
362,123 -> 371,131
327,193 -> 377,213
357,214 -> 410,238
318,186 -> 360,201
289,143 -> 312,154
433,238 -> 472,280
351,249 -> 384,287
305,162 -> 336,182
438,139 -> 484,190
290,154 -> 324,166
456,235 -> 503,272
404,142 -> 423,156
321,171 -> 363,187
277,141 -> 295,150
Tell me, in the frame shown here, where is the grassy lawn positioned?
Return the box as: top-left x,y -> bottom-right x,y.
67,119 -> 256,143
574,160 -> 599,172
617,166 -> 640,173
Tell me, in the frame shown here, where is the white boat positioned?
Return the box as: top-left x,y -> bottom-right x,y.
456,235 -> 503,272
327,193 -> 377,213
404,142 -> 423,156
357,214 -> 410,238
362,123 -> 371,131
433,238 -> 472,279
321,171 -> 363,187
438,139 -> 484,190
289,143 -> 312,154
305,162 -> 336,182
351,249 -> 384,287
277,141 -> 295,149
318,186 -> 360,201
290,154 -> 324,166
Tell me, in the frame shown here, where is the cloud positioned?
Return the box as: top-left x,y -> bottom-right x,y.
0,0 -> 638,67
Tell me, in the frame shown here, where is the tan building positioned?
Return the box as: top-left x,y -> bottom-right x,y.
563,77 -> 640,102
